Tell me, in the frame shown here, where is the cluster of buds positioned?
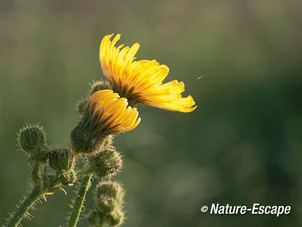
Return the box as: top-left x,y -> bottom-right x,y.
17,124 -> 76,193
17,122 -> 123,193
88,181 -> 125,227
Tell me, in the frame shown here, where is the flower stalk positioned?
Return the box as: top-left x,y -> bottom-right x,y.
68,174 -> 92,227
6,187 -> 41,227
31,161 -> 43,187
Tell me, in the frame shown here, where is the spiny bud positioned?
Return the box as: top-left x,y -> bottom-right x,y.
85,147 -> 123,178
90,80 -> 111,95
49,148 -> 75,172
79,146 -> 123,177
96,181 -> 125,213
88,182 -> 125,226
96,181 -> 125,203
18,124 -> 46,153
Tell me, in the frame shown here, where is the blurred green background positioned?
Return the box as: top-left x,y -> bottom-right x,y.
1,0 -> 302,226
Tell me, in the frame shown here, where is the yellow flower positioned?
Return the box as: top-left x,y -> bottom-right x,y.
99,34 -> 197,113
71,90 -> 140,153
88,89 -> 141,134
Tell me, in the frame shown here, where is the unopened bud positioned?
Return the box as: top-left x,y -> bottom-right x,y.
49,148 -> 75,171
96,181 -> 125,213
96,181 -> 124,203
89,181 -> 125,226
18,124 -> 46,153
84,148 -> 123,178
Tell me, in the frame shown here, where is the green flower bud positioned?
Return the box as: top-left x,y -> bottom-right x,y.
59,169 -> 76,185
49,148 -> 75,171
18,124 -> 46,153
84,148 -> 123,178
96,181 -> 125,203
107,209 -> 124,226
89,181 -> 125,226
96,182 -> 124,214
90,80 -> 111,95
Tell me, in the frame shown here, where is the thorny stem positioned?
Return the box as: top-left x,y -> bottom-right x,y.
6,187 -> 41,227
68,174 -> 92,227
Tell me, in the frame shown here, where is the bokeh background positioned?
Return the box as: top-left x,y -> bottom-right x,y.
1,0 -> 302,226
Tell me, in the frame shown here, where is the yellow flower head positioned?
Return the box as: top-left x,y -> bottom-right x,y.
71,89 -> 140,153
88,89 -> 141,134
99,34 -> 197,113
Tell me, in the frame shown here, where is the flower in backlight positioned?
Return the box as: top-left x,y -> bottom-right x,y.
71,90 -> 140,153
99,34 -> 197,113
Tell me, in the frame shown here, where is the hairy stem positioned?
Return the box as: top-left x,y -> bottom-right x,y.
31,161 -> 42,186
6,187 -> 41,227
68,174 -> 92,227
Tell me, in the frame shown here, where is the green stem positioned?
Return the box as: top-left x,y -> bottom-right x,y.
6,187 -> 41,227
31,161 -> 42,186
68,174 -> 92,227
